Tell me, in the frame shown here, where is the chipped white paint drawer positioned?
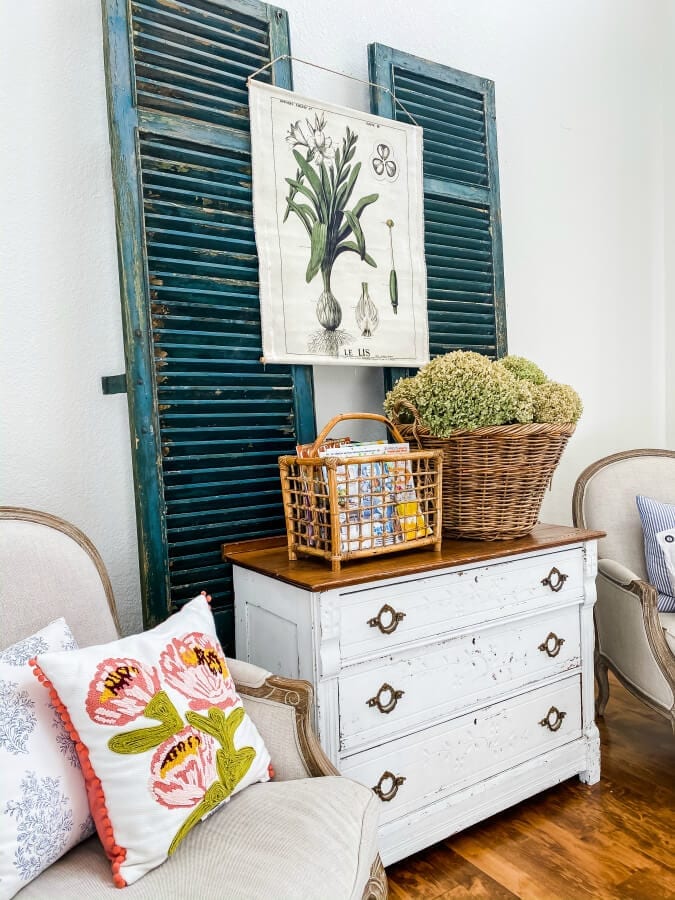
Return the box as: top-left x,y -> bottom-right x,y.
339,547 -> 584,662
338,603 -> 581,753
230,527 -> 601,865
340,676 -> 582,826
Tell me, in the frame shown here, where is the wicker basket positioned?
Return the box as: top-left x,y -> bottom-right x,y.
279,413 -> 443,571
392,402 -> 574,541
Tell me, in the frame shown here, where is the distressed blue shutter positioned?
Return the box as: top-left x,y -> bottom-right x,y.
102,0 -> 315,651
368,44 -> 507,389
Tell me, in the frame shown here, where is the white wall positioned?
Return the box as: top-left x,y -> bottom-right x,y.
0,2 -> 142,634
0,0 -> 670,630
666,1 -> 675,448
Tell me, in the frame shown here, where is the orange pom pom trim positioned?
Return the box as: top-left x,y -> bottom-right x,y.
30,659 -> 128,889
200,590 -> 213,605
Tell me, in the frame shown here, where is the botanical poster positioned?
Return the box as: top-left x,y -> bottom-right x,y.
249,81 -> 429,366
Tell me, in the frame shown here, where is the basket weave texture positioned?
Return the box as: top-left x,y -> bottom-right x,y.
279,413 -> 443,571
394,405 -> 574,541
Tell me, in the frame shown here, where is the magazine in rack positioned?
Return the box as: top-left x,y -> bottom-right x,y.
296,438 -> 430,552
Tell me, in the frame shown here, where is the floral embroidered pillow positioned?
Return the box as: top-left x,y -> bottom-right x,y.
32,594 -> 271,888
0,619 -> 93,900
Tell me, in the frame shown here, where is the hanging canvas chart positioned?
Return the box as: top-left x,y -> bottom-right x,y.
249,80 -> 429,366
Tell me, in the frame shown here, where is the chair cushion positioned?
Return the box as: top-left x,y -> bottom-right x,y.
32,596 -> 271,888
16,776 -> 379,900
660,613 -> 675,656
636,495 -> 675,612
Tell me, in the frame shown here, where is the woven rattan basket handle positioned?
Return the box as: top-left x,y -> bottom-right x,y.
311,413 -> 406,455
391,399 -> 422,426
390,400 -> 425,450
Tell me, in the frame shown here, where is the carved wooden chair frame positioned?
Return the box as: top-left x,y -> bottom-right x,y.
0,507 -> 388,899
572,450 -> 675,733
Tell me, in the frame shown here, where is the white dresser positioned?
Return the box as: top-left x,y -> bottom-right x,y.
224,524 -> 602,865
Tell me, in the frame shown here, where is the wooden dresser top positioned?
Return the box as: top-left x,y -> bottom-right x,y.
222,524 -> 604,593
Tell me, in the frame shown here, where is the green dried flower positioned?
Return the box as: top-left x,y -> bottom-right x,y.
532,382 -> 583,424
412,351 -> 525,436
384,376 -> 421,424
496,355 -> 548,385
513,381 -> 535,424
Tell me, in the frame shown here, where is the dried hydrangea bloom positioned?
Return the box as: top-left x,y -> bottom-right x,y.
532,382 -> 583,424
384,375 -> 422,423
513,381 -> 535,424
496,355 -> 548,385
413,351 -> 524,436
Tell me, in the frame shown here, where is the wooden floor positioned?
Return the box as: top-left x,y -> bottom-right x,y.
386,676 -> 674,899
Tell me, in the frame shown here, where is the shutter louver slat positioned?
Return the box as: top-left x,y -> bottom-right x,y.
104,0 -> 313,651
368,44 -> 507,381
131,0 -> 272,131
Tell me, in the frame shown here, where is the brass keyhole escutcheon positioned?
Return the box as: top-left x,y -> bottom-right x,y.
541,567 -> 568,593
538,632 -> 566,658
539,705 -> 567,732
367,603 -> 406,634
372,770 -> 406,801
367,682 -> 405,714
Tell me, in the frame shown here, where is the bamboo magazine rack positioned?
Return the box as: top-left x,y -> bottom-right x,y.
278,413 -> 443,571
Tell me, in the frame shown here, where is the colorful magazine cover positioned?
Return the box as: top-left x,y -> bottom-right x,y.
318,443 -> 429,552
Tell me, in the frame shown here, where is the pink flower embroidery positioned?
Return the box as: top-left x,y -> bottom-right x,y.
150,726 -> 217,809
86,657 -> 160,726
159,632 -> 236,711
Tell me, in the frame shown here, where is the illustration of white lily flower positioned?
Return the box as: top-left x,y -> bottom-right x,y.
307,113 -> 334,161
286,120 -> 309,150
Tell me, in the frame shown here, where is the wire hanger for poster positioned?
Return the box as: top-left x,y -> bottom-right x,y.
248,55 -> 429,368
247,54 -> 420,127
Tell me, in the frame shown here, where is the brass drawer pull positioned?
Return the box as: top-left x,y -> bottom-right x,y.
541,567 -> 568,593
539,706 -> 567,732
372,770 -> 406,801
538,632 -> 566,658
367,682 -> 405,714
367,603 -> 406,634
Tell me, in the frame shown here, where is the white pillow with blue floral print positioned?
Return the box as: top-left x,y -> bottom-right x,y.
0,619 -> 94,900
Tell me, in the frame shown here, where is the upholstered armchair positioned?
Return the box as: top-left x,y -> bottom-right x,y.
0,507 -> 387,899
572,451 -> 675,732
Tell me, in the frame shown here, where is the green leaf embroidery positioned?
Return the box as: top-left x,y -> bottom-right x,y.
108,690 -> 183,755
216,745 -> 255,795
167,706 -> 257,856
167,781 -> 228,857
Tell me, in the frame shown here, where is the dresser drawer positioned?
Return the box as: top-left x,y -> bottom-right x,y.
339,676 -> 582,825
339,547 -> 584,661
339,604 -> 581,753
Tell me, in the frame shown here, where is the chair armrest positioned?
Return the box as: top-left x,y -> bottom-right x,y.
597,558 -> 644,587
227,656 -> 271,689
595,560 -> 675,710
227,658 -> 338,781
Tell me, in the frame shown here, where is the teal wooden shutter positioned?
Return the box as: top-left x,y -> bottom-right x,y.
102,0 -> 315,651
368,44 -> 507,389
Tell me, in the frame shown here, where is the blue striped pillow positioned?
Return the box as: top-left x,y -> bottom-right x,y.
636,495 -> 675,612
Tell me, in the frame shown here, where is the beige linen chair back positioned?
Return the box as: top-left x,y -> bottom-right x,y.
0,508 -> 120,651
573,449 -> 675,577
